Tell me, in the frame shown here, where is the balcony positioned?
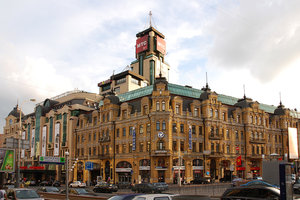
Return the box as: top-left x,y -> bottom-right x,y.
249,137 -> 266,144
209,134 -> 223,140
99,136 -> 111,143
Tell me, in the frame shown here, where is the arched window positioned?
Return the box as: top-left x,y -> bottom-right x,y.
156,101 -> 160,111
162,101 -> 166,111
162,121 -> 166,130
194,108 -> 198,117
176,105 -> 180,114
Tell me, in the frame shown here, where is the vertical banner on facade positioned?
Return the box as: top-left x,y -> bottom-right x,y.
132,127 -> 136,151
22,131 -> 26,140
42,126 -> 47,157
54,123 -> 60,156
0,149 -> 15,172
188,126 -> 192,150
30,129 -> 35,157
288,127 -> 298,159
21,149 -> 25,158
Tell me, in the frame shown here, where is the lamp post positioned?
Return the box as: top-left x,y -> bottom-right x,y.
65,151 -> 69,200
17,98 -> 35,188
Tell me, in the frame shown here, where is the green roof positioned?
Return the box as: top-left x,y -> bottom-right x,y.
116,82 -> 298,116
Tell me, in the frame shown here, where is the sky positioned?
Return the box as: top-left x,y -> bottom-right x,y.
1,0 -> 300,131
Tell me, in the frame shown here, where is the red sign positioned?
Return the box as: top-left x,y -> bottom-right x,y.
156,36 -> 166,54
236,155 -> 242,166
20,166 -> 45,170
236,167 -> 245,171
136,35 -> 148,54
250,167 -> 260,171
236,146 -> 239,151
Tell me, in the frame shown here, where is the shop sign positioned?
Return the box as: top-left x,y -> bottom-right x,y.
39,156 -> 65,165
20,166 -> 45,170
188,126 -> 192,150
173,166 -> 186,170
139,166 -> 150,171
193,170 -> 202,173
236,167 -> 245,171
192,166 -> 204,170
155,166 -> 167,170
116,168 -> 132,172
155,150 -> 167,154
250,167 -> 260,171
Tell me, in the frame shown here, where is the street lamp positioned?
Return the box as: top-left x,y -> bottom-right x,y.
17,98 -> 35,188
65,151 -> 69,200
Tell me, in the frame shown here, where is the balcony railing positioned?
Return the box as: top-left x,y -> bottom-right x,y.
209,134 -> 223,140
249,137 -> 266,144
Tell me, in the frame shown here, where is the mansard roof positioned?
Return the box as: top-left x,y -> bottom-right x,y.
116,82 -> 293,116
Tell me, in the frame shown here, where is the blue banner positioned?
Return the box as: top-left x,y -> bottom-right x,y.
132,127 -> 136,151
188,126 -> 192,150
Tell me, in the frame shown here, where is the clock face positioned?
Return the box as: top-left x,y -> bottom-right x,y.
158,132 -> 165,138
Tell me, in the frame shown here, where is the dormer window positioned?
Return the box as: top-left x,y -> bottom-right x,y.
176,105 -> 180,114
194,108 -> 198,117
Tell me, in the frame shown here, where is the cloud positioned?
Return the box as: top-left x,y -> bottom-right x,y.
206,0 -> 300,83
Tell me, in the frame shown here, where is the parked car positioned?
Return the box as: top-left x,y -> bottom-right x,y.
6,188 -> 44,200
190,177 -> 210,184
132,194 -> 174,200
240,180 -> 279,189
132,183 -> 163,193
108,194 -> 143,200
39,180 -> 52,186
293,179 -> 300,194
69,181 -> 86,188
93,182 -> 118,193
231,177 -> 248,187
24,180 -> 37,186
60,188 -> 97,196
52,180 -> 61,187
117,182 -> 133,189
36,186 -> 60,193
221,186 -> 280,200
171,195 -> 211,200
152,182 -> 168,192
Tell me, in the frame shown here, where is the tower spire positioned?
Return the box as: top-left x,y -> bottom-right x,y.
149,11 -> 152,27
205,72 -> 209,88
279,92 -> 282,106
243,84 -> 246,99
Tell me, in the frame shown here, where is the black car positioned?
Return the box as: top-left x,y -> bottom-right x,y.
60,188 -> 97,196
131,183 -> 162,193
190,177 -> 210,184
221,186 -> 280,200
153,182 -> 169,192
36,186 -> 60,193
39,180 -> 52,186
52,180 -> 61,187
93,182 -> 118,193
107,194 -> 142,200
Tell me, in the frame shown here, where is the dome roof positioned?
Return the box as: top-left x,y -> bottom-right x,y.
8,105 -> 24,118
274,102 -> 286,115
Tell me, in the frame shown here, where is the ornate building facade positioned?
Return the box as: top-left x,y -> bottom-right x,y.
2,25 -> 300,185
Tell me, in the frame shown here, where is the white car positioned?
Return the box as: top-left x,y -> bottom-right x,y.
69,181 -> 86,188
132,194 -> 174,200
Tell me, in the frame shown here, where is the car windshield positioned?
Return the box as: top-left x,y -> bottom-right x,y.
46,187 -> 59,192
75,188 -> 88,194
16,190 -> 40,199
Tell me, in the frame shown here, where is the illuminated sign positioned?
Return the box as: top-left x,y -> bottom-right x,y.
98,79 -> 112,87
156,36 -> 166,54
136,35 -> 148,54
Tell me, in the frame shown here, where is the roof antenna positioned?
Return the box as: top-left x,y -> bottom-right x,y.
279,92 -> 282,106
243,84 -> 246,99
149,11 -> 152,27
159,58 -> 162,78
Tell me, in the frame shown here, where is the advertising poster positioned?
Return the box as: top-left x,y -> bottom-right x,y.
30,129 -> 35,157
54,123 -> 60,156
0,149 -> 15,172
136,35 -> 148,54
156,36 -> 166,54
288,127 -> 298,159
21,149 -> 25,159
41,126 -> 47,156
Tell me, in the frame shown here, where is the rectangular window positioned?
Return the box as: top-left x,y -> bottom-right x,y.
116,145 -> 119,154
116,77 -> 126,85
180,124 -> 184,133
147,124 -> 150,133
227,145 -> 230,153
192,142 -> 196,152
116,129 -> 119,137
199,126 -> 202,135
122,144 -> 126,153
173,141 -> 177,151
192,125 -> 196,134
139,142 -> 144,152
156,121 -> 160,131
194,108 -> 198,117
216,143 -> 220,152
147,142 -> 150,152
226,130 -> 230,139
180,141 -> 184,151
139,125 -> 144,134
93,117 -> 97,126
235,131 -> 239,140
129,143 -> 133,153
123,128 -> 126,137
129,126 -> 133,136
172,123 -> 177,133
106,145 -> 109,154
199,143 -> 203,153
131,77 -> 139,85
211,143 -> 214,153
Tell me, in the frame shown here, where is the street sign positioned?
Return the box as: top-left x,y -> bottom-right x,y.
39,156 -> 65,165
85,161 -> 93,170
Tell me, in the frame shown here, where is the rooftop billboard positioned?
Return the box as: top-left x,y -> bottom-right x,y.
136,35 -> 148,54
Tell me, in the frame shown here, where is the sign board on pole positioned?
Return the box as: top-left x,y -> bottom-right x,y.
0,148 -> 15,172
39,156 -> 65,165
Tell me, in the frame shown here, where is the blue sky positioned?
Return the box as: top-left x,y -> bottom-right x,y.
1,0 -> 300,130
